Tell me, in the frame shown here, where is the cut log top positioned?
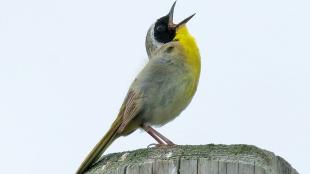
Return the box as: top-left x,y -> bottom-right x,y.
85,144 -> 298,174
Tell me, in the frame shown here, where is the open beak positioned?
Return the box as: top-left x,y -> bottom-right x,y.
168,1 -> 196,30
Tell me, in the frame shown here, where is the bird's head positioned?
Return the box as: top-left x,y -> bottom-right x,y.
145,2 -> 195,57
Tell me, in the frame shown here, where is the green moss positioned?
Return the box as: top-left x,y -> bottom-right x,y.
86,144 -> 276,173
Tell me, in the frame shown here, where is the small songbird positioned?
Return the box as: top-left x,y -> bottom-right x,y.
77,2 -> 201,173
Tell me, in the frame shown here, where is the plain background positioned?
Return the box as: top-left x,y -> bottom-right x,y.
0,0 -> 309,173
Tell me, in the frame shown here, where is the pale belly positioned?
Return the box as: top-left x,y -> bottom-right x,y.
138,73 -> 196,126
129,43 -> 200,127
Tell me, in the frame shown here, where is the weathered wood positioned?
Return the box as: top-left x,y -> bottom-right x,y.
226,162 -> 239,174
227,163 -> 238,174
84,144 -> 298,174
126,165 -> 139,174
219,161 -> 227,174
152,159 -> 178,174
179,158 -> 197,174
138,162 -> 152,174
205,159 -> 219,174
239,163 -> 254,174
255,164 -> 266,174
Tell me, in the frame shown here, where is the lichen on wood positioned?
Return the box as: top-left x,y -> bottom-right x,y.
85,144 -> 298,174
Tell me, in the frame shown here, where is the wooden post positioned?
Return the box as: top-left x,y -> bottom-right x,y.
85,144 -> 298,174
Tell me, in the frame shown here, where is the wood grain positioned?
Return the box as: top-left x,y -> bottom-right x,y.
84,144 -> 298,174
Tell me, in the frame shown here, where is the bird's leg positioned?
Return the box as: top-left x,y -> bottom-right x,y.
147,125 -> 176,145
142,124 -> 176,146
142,124 -> 166,145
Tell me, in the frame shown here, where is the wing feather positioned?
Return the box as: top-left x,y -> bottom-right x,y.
117,89 -> 142,133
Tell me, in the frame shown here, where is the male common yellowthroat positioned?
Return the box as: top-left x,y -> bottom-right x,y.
77,2 -> 201,173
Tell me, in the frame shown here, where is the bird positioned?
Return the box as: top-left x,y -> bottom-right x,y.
77,2 -> 201,174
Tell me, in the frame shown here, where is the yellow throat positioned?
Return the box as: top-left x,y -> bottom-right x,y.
174,25 -> 201,78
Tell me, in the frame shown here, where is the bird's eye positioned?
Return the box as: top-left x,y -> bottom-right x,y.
156,25 -> 166,32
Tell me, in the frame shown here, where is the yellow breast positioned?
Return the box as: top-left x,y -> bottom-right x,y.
174,26 -> 201,78
173,25 -> 201,87
173,25 -> 201,100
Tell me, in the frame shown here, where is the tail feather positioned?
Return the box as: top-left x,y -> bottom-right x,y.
76,117 -> 122,174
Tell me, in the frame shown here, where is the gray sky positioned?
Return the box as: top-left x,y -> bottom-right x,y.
0,0 -> 309,173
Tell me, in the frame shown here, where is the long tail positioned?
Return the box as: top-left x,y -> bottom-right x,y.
76,116 -> 122,174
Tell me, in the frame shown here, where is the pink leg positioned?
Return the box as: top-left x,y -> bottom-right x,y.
142,124 -> 176,145
142,124 -> 165,145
